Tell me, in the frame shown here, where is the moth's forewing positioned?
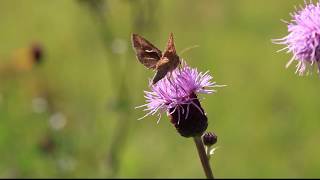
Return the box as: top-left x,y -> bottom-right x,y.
131,34 -> 162,69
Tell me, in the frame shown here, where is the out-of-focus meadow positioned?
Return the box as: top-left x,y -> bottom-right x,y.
1,0 -> 320,178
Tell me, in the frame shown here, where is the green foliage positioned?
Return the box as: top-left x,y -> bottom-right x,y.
0,0 -> 319,178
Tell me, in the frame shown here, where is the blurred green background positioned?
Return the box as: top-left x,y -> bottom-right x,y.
1,0 -> 320,178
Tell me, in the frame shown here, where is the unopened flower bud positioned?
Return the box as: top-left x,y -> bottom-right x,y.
202,132 -> 217,146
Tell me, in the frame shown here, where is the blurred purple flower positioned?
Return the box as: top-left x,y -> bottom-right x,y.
273,0 -> 320,75
136,61 -> 224,137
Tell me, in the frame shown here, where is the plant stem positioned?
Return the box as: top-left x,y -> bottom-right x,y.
193,136 -> 214,179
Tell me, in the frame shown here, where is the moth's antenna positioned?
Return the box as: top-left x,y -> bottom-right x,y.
179,45 -> 200,56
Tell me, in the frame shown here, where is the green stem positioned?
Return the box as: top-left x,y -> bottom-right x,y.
193,136 -> 214,179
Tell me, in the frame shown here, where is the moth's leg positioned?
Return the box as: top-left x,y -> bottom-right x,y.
167,71 -> 175,86
168,71 -> 179,96
177,60 -> 182,73
178,65 -> 182,73
168,71 -> 173,79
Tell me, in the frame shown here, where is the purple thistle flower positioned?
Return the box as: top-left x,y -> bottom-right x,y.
273,0 -> 320,75
136,61 -> 224,137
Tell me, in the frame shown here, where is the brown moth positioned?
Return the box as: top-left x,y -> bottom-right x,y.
131,33 -> 180,85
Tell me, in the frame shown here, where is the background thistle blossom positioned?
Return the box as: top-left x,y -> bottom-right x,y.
273,0 -> 320,75
137,61 -> 223,137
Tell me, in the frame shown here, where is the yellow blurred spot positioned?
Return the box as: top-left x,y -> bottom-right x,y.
11,46 -> 38,72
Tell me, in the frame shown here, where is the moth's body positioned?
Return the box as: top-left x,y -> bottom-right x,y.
131,33 -> 180,85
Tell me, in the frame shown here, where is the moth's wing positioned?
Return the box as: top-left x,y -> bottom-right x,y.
161,33 -> 180,70
164,32 -> 176,55
131,33 -> 162,69
152,66 -> 169,85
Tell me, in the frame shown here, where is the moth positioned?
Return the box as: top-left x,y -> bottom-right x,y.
131,33 -> 180,85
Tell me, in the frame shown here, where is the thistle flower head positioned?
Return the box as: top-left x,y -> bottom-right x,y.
137,61 -> 223,137
273,0 -> 320,75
